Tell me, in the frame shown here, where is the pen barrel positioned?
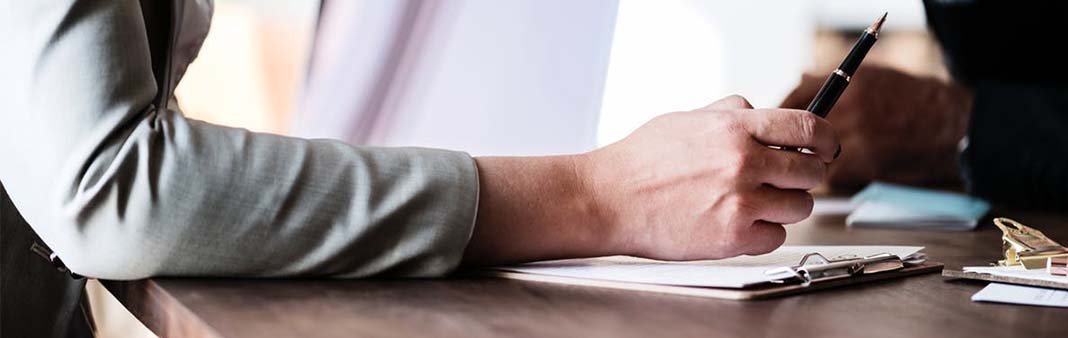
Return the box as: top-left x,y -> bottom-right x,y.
838,32 -> 878,75
805,72 -> 850,118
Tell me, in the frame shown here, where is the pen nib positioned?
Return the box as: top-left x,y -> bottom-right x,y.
867,12 -> 887,36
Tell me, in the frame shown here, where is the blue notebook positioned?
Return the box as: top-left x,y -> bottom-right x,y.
846,182 -> 991,231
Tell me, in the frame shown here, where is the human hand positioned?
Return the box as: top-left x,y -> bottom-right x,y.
579,95 -> 839,260
780,65 -> 972,191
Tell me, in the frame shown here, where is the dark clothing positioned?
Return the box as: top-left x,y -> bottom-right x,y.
1,185 -> 94,338
924,0 -> 1068,87
925,0 -> 1068,209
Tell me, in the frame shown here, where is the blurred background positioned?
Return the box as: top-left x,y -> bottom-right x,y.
167,0 -> 947,147
91,0 -> 949,336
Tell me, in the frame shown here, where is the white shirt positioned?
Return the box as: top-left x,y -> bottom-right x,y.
294,0 -> 619,156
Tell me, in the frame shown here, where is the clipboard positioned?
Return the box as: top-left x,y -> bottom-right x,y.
485,253 -> 944,300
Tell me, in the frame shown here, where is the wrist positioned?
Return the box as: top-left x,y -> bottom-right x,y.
569,150 -> 633,257
465,154 -> 622,265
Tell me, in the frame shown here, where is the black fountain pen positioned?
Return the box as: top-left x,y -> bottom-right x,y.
807,13 -> 886,118
787,13 -> 885,156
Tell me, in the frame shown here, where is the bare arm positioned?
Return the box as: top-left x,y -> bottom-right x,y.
464,95 -> 839,266
463,155 -> 609,265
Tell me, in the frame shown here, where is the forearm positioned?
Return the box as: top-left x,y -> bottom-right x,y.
465,97 -> 838,265
463,155 -> 618,266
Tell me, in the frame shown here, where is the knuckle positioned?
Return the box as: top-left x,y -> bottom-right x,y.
795,113 -> 819,144
709,94 -> 754,111
722,150 -> 751,179
720,224 -> 744,243
798,157 -> 826,188
814,160 -> 828,183
736,153 -> 757,177
723,94 -> 749,107
729,193 -> 760,221
723,121 -> 746,138
719,111 -> 748,134
648,112 -> 672,126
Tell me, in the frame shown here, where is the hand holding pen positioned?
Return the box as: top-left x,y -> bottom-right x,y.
783,13 -> 886,155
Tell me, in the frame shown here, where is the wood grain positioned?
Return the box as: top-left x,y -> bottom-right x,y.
103,207 -> 1068,338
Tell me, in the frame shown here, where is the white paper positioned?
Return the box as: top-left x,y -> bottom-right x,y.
811,197 -> 856,215
972,283 -> 1068,307
963,265 -> 1068,285
495,245 -> 923,288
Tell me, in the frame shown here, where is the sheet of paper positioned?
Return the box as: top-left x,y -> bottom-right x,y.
811,197 -> 855,215
972,283 -> 1068,307
495,245 -> 923,289
963,265 -> 1068,285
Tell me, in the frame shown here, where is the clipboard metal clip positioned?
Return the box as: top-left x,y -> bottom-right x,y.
764,252 -> 925,287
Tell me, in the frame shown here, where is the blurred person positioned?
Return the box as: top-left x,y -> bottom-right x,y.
781,64 -> 971,191
782,0 -> 1068,210
0,1 -> 838,337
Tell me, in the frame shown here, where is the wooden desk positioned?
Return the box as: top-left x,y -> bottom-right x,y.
104,208 -> 1068,338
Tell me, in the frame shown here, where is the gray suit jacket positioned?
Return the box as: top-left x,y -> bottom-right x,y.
0,1 -> 480,337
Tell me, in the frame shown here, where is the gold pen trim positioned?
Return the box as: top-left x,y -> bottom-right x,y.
833,69 -> 851,82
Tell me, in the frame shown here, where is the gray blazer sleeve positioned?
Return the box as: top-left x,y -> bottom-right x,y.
0,1 -> 479,279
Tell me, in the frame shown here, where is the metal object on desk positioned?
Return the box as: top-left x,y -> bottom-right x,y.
765,252 -> 928,287
1048,256 -> 1068,276
994,217 -> 1068,269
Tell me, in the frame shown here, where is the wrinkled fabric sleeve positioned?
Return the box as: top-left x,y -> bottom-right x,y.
0,0 -> 479,279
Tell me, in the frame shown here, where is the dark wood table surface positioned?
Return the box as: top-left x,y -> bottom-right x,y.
103,204 -> 1068,338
